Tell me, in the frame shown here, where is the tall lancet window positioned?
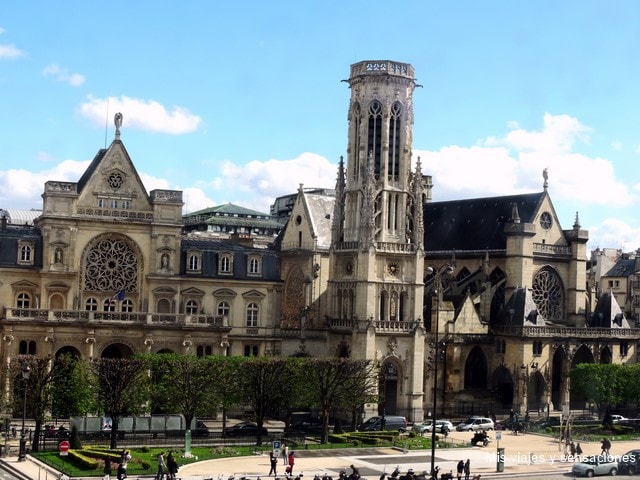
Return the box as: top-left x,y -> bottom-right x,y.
352,102 -> 361,179
388,102 -> 402,180
367,100 -> 383,174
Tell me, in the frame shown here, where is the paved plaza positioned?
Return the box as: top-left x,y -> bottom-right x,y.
2,429 -> 638,480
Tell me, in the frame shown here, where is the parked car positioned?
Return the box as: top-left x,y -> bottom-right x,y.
572,455 -> 618,477
359,415 -> 408,432
618,449 -> 640,475
456,417 -> 494,432
412,419 -> 453,434
610,414 -> 627,424
223,421 -> 268,437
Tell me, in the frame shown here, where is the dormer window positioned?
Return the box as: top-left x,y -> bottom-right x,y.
17,240 -> 34,265
219,254 -> 233,275
248,255 -> 262,276
187,250 -> 202,273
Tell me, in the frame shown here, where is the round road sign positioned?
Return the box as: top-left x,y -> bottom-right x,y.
59,440 -> 70,453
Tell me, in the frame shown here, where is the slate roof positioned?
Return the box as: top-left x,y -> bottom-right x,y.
185,203 -> 274,219
423,192 -> 546,252
604,258 -> 638,277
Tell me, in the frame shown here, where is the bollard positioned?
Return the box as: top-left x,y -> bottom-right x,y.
496,447 -> 505,472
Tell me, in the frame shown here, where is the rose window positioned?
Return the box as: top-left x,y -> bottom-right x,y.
531,267 -> 564,322
108,172 -> 124,190
84,237 -> 138,293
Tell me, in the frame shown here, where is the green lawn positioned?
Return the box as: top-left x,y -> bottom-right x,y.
32,433 -> 449,477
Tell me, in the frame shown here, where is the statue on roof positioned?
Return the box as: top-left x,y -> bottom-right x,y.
543,167 -> 549,189
114,112 -> 123,138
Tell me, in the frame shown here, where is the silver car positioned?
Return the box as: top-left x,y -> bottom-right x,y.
572,455 -> 618,477
456,417 -> 495,432
412,419 -> 453,434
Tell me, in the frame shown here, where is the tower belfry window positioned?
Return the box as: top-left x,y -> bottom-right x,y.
388,102 -> 402,180
368,100 -> 383,174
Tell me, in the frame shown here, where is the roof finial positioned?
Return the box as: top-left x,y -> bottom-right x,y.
511,203 -> 521,224
114,112 -> 123,140
574,211 -> 581,229
543,167 -> 549,190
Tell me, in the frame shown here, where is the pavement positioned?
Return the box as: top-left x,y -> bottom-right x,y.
2,429 -> 638,480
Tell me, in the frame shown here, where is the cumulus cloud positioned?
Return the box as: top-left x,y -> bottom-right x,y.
0,28 -> 25,59
77,95 -> 202,134
416,113 -> 634,208
42,64 -> 85,87
588,217 -> 640,252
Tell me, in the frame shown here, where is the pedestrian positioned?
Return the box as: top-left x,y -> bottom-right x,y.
576,442 -> 583,460
287,451 -> 295,475
456,459 -> 464,480
269,450 -> 278,476
167,451 -> 179,480
156,451 -> 166,480
463,459 -> 470,480
103,457 -> 112,480
282,443 -> 289,465
117,450 -> 131,480
601,438 -> 611,456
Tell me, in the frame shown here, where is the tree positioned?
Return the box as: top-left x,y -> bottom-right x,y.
571,363 -> 625,414
239,357 -> 290,445
148,354 -> 217,454
338,359 -> 380,433
50,354 -> 96,418
91,357 -> 150,449
10,355 -> 59,452
207,356 -> 246,431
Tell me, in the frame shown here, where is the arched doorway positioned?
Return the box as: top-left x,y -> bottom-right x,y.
528,370 -> 545,413
491,366 -> 514,410
464,346 -> 488,389
551,347 -> 566,409
380,360 -> 400,415
570,344 -> 594,408
101,343 -> 134,359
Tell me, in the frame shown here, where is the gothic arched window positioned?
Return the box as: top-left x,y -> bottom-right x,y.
388,102 -> 402,180
367,100 -> 383,174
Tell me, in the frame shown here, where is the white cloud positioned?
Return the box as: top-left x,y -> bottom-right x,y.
42,64 -> 85,87
0,44 -> 24,59
588,217 -> 640,253
416,113 -> 634,208
77,95 -> 202,135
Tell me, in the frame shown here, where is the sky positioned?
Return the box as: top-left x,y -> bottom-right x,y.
1,1 -> 640,254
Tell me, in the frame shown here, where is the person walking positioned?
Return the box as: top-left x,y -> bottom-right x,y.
576,442 -> 583,461
287,451 -> 295,475
282,443 -> 289,465
156,451 -> 166,480
456,460 -> 464,480
601,438 -> 612,456
269,451 -> 278,476
167,451 -> 179,480
117,450 -> 131,480
463,459 -> 470,480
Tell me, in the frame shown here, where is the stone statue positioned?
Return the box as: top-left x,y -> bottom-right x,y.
114,112 -> 123,136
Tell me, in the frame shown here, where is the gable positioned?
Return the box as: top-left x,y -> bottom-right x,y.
76,141 -> 152,212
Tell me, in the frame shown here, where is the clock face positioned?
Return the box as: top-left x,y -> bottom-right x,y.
540,212 -> 553,230
345,262 -> 353,274
388,263 -> 398,275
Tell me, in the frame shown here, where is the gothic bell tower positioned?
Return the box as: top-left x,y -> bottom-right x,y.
329,60 -> 427,352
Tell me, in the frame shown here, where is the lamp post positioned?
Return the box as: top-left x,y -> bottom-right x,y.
18,361 -> 31,462
426,264 -> 454,477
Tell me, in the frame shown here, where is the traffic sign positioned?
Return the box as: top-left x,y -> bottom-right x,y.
59,440 -> 70,456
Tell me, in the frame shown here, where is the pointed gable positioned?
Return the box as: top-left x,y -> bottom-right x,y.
278,185 -> 335,251
590,292 -> 630,328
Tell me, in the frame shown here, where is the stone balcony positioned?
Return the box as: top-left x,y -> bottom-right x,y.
3,307 -> 231,329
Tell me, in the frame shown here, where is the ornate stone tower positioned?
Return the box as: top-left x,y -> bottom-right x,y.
328,60 -> 426,417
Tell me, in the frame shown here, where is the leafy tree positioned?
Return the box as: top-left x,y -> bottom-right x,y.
147,353 -> 217,451
207,356 -> 246,431
239,357 -> 290,445
298,358 -> 377,443
91,357 -> 150,448
10,355 -> 59,452
571,363 -> 625,414
50,354 -> 96,418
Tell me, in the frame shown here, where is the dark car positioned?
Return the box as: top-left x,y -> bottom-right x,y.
224,421 -> 268,437
618,449 -> 640,475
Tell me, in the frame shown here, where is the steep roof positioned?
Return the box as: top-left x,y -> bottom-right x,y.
303,191 -> 334,248
604,258 -> 638,278
590,292 -> 630,328
423,191 -> 546,252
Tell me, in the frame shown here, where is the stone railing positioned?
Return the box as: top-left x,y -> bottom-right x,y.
327,317 -> 418,333
376,242 -> 416,253
492,325 -> 640,339
533,243 -> 572,256
5,308 -> 229,329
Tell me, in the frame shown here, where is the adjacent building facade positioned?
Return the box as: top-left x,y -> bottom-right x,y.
1,60 -> 637,421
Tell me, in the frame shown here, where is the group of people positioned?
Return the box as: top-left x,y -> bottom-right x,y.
455,459 -> 471,480
269,443 -> 296,476
156,451 -> 180,480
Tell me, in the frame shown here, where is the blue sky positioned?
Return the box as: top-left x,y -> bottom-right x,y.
1,1 -> 640,253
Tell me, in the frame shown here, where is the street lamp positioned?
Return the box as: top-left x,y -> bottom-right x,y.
426,264 -> 454,477
18,361 -> 31,461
